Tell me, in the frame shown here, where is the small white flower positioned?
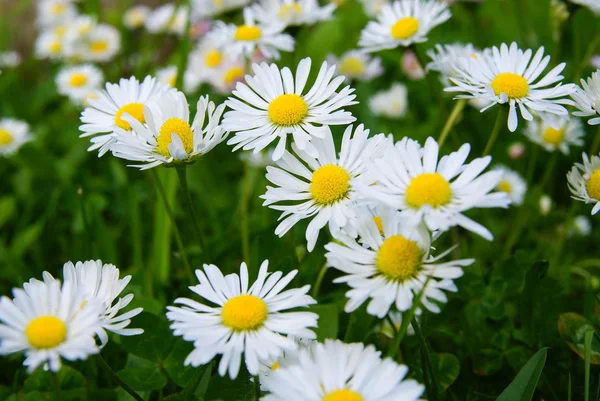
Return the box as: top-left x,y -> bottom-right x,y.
185,41 -> 228,88
401,50 -> 425,80
209,58 -> 248,94
0,51 -> 21,68
539,194 -> 552,216
327,50 -> 383,82
146,4 -> 189,36
0,118 -> 32,156
64,23 -> 121,63
567,153 -> 600,215
492,165 -> 527,206
156,65 -> 179,88
123,5 -> 151,29
426,43 -> 478,85
56,64 -> 104,105
359,0 -> 391,17
369,82 -> 408,118
252,0 -> 336,27
34,30 -> 64,60
572,215 -> 592,236
240,148 -> 275,168
191,0 -> 251,19
37,0 -> 77,28
572,70 -> 600,125
508,141 -> 526,160
523,116 -> 584,154
379,310 -> 415,338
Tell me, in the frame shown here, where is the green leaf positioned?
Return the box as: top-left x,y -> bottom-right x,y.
11,222 -> 44,258
23,365 -> 86,401
472,348 -> 504,376
205,365 -> 255,401
120,311 -> 174,362
164,338 -> 201,387
430,353 -> 460,392
496,348 -> 547,401
116,367 -> 168,392
0,196 -> 16,228
558,312 -> 600,364
310,303 -> 339,340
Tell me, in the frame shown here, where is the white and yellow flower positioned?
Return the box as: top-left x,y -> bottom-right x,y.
252,0 -> 336,27
37,0 -> 77,28
56,64 -> 104,104
34,30 -> 65,60
123,5 -> 151,29
0,118 -> 32,156
567,153 -> 600,215
209,58 -> 247,94
145,4 -> 189,36
186,41 -> 228,88
0,51 -> 21,69
327,50 -> 383,82
572,70 -> 600,126
523,116 -> 584,154
492,165 -> 527,206
369,82 -> 408,118
191,0 -> 251,19
426,43 -> 479,85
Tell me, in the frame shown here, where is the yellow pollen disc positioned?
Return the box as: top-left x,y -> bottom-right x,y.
405,172 -> 452,208
491,72 -> 529,99
376,235 -> 421,281
310,164 -> 351,205
471,53 -> 478,59
340,57 -> 365,76
51,3 -> 66,15
168,74 -> 177,87
69,73 -> 88,87
90,41 -> 108,53
234,25 -> 262,41
497,180 -> 512,193
25,316 -> 67,349
373,216 -> 384,235
271,361 -> 280,370
268,94 -> 308,126
279,3 -> 302,18
54,25 -> 67,36
205,50 -> 223,68
542,127 -> 564,146
50,42 -> 62,54
222,294 -> 268,331
224,67 -> 245,86
213,0 -> 224,6
157,117 -> 194,157
322,389 -> 364,401
390,17 -> 419,40
586,169 -> 600,200
0,129 -> 13,146
114,103 -> 146,131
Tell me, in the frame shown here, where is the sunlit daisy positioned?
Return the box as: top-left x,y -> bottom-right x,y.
110,91 -> 227,169
426,42 -> 479,85
166,260 -> 318,379
0,51 -> 21,69
359,0 -> 390,17
523,116 -> 584,154
210,58 -> 247,94
358,137 -> 511,240
569,0 -> 600,15
253,0 -> 336,27
327,50 -> 383,82
223,57 -> 357,161
261,125 -> 387,251
56,64 -> 104,104
369,82 -> 408,119
0,278 -> 102,372
123,5 -> 151,29
0,118 -> 32,156
191,0 -> 251,19
262,339 -> 424,401
359,0 -> 451,52
145,4 -> 189,35
572,70 -> 600,125
186,41 -> 227,88
445,42 -> 576,132
34,30 -> 64,60
492,165 -> 527,206
567,153 -> 600,215
37,0 -> 77,28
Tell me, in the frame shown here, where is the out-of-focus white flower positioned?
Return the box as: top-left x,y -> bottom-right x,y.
572,215 -> 592,236
369,83 -> 408,119
492,165 -> 527,206
569,0 -> 600,15
56,64 -> 104,105
508,142 -> 526,160
123,5 -> 151,29
539,194 -> 552,216
252,0 -> 336,27
146,4 -> 189,36
401,50 -> 425,80
35,30 -> 65,60
523,116 -> 584,155
37,0 -> 77,28
63,23 -> 122,63
359,0 -> 390,17
0,51 -> 21,68
240,148 -> 275,168
191,0 -> 251,19
426,43 -> 478,85
0,118 -> 32,156
327,50 -> 383,82
209,58 -> 247,94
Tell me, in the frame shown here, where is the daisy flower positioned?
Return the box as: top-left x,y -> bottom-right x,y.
191,0 -> 251,19
359,0 -> 451,52
123,5 -> 151,30
369,82 -> 408,119
252,0 -> 336,27
79,75 -> 174,155
210,58 -> 248,94
157,65 -> 179,88
166,260 -> 318,379
359,0 -> 390,17
42,260 -> 144,347
358,137 -> 511,240
56,64 -> 104,104
80,24 -> 121,62
0,118 -> 32,156
145,4 -> 189,36
262,339 -> 424,401
523,116 -> 584,154
37,0 -> 77,28
492,165 -> 527,206
186,41 -> 227,88
261,125 -> 388,251
0,51 -> 21,69
223,57 -> 357,161
34,30 -> 64,60
426,43 -> 479,85
0,278 -> 103,372
567,153 -> 600,215
327,50 -> 383,82
257,336 -> 313,389
206,8 -> 294,60
569,0 -> 600,15
379,310 -> 415,338
445,42 -> 576,132
572,70 -> 600,125
110,91 -> 227,169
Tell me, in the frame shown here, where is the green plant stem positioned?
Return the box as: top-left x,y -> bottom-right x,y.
240,161 -> 252,263
438,99 -> 466,148
255,376 -> 261,400
539,152 -> 558,191
97,355 -> 145,401
413,318 -> 439,401
312,263 -> 328,299
482,107 -> 506,157
409,45 -> 445,113
576,34 -> 600,81
585,330 -> 594,401
344,312 -> 357,342
175,166 -> 206,254
51,372 -> 61,401
591,125 -> 600,155
385,314 -> 398,337
78,187 -> 93,257
526,146 -> 539,184
151,169 -> 194,283
174,0 -> 192,90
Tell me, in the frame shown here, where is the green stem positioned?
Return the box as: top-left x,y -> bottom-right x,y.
344,312 -> 357,342
526,145 -> 539,184
438,99 -> 466,148
151,169 -> 195,283
576,34 -> 600,81
409,45 -> 445,113
482,107 -> 506,157
97,355 -> 145,401
174,0 -> 192,90
78,186 -> 93,257
413,318 -> 439,401
240,161 -> 252,263
175,165 -> 206,254
51,371 -> 61,401
255,376 -> 261,400
591,125 -> 600,155
385,314 -> 398,337
312,263 -> 328,299
539,152 -> 558,191
585,330 -> 594,401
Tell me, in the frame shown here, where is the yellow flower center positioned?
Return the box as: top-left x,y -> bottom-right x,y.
542,127 -> 564,146
168,74 -> 177,87
234,25 -> 262,41
51,3 -> 66,15
390,17 -> 419,40
89,40 -> 108,53
586,169 -> 600,200
224,67 -> 245,86
268,94 -> 308,126
340,57 -> 365,76
271,361 -> 280,370
279,3 -> 302,18
405,172 -> 452,208
310,164 -> 351,205
497,180 -> 512,193
0,129 -> 13,146
373,216 -> 384,235
205,50 -> 223,68
322,389 -> 364,401
376,235 -> 422,281
114,103 -> 146,131
50,42 -> 62,54
69,73 -> 88,87
54,25 -> 67,36
157,117 -> 194,157
25,316 -> 67,349
221,294 -> 268,331
491,72 -> 529,99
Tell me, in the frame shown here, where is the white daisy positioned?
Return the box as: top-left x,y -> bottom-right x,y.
572,70 -> 600,125
42,260 -> 143,347
0,51 -> 21,68
569,0 -> 600,15
359,0 -> 451,52
523,116 -> 584,154
186,41 -> 228,88
223,57 -> 357,161
166,260 -> 318,379
157,65 -> 179,88
369,83 -> 408,119
206,8 -> 294,60
240,148 -> 275,168
0,118 -> 32,156
567,153 -> 600,215
571,215 -> 592,236
261,125 -> 388,251
34,30 -> 65,60
252,0 -> 336,27
426,42 -> 479,85
257,336 -> 313,389
56,64 -> 104,104
209,58 -> 248,94
110,91 -> 227,169
0,278 -> 102,372
262,339 -> 424,401
123,5 -> 151,29
445,42 -> 576,132
492,165 -> 527,206
191,0 -> 251,19
79,75 -> 174,155
539,194 -> 552,215
63,23 -> 121,63
358,137 -> 511,240
379,310 -> 415,338
145,4 -> 189,36
359,0 -> 391,17
327,50 -> 383,82
37,0 -> 77,28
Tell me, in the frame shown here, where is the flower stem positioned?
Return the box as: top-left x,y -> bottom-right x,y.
312,263 -> 328,299
175,165 -> 206,255
526,145 -> 539,184
482,107 -> 505,157
175,0 -> 192,90
240,161 -> 252,263
412,318 -> 439,401
51,371 -> 61,401
97,355 -> 145,401
438,99 -> 466,148
410,45 -> 445,113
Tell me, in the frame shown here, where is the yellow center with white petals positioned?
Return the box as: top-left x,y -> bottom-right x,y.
271,361 -> 280,370
310,164 -> 351,205
376,235 -> 421,281
25,316 -> 67,349
542,127 -> 564,146
224,67 -> 245,86
205,50 -> 223,68
157,118 -> 194,157
168,74 -> 177,87
90,40 -> 108,53
234,25 -> 262,41
279,3 -> 302,18
51,3 -> 65,15
50,42 -> 62,54
405,173 -> 452,208
221,294 -> 268,331
54,25 -> 67,36
115,103 -> 146,131
268,94 -> 308,126
322,389 -> 364,401
0,129 -> 13,146
390,17 -> 419,40
373,216 -> 384,235
586,169 -> 600,200
69,73 -> 87,87
491,73 -> 529,99
497,180 -> 512,193
340,57 -> 365,76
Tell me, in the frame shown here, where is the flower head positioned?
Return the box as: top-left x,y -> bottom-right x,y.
0,118 -> 32,156
567,153 -> 600,215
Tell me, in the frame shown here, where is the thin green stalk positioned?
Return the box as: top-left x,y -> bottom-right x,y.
526,146 -> 539,184
344,312 -> 357,342
539,152 -> 558,191
438,99 -> 466,148
312,263 -> 328,299
78,187 -> 93,257
413,318 -> 439,401
51,372 -> 61,401
385,314 -> 398,337
568,372 -> 571,401
255,376 -> 261,400
482,107 -> 506,157
240,161 -> 252,263
97,355 -> 145,401
175,166 -> 206,254
584,330 -> 594,401
590,125 -> 600,155
409,45 -> 445,113
174,0 -> 192,90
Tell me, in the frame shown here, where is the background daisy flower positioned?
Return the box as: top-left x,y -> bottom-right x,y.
492,165 -> 527,206
327,50 -> 383,82
523,116 -> 584,154
571,70 -> 600,125
369,82 -> 408,118
56,64 -> 104,104
252,0 -> 336,27
426,42 -> 479,85
567,152 -> 600,215
123,5 -> 151,30
191,0 -> 251,19
0,118 -> 32,156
